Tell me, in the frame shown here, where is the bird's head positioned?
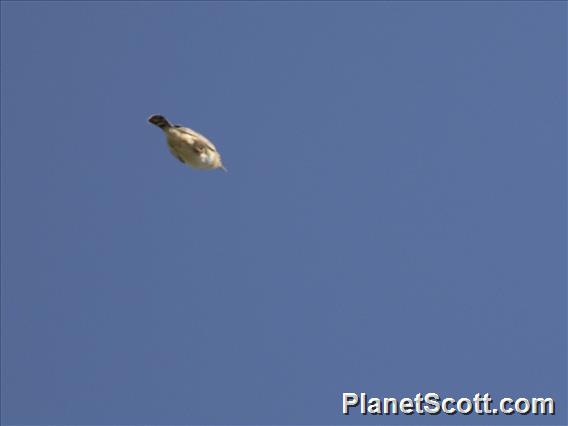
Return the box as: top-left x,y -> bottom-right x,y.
148,114 -> 171,129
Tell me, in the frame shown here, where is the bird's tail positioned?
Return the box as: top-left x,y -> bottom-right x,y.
148,114 -> 172,129
220,163 -> 228,173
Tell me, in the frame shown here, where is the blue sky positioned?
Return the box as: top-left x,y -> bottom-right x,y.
1,2 -> 566,425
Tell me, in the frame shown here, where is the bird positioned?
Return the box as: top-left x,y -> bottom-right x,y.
148,114 -> 227,172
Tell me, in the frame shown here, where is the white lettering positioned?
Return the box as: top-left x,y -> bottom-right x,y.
532,397 -> 554,414
457,397 -> 473,414
500,397 -> 514,414
424,393 -> 440,414
342,393 -> 359,415
400,398 -> 414,414
515,397 -> 530,414
367,398 -> 381,414
442,397 -> 456,414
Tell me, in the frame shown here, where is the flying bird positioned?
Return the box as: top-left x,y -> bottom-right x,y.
148,114 -> 227,172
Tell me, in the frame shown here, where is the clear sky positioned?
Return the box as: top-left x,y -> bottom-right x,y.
1,2 -> 566,425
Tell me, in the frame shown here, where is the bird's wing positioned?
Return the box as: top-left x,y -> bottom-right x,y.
174,126 -> 217,152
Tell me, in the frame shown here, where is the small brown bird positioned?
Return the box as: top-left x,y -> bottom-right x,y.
148,114 -> 227,172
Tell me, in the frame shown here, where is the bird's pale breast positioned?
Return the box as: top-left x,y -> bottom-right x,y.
166,130 -> 219,169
